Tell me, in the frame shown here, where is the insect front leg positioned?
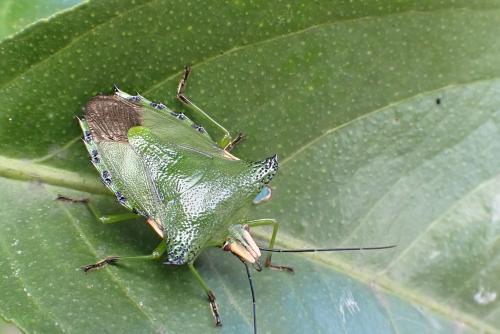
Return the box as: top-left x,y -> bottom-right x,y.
82,239 -> 168,272
188,262 -> 222,326
56,195 -> 140,224
176,66 -> 243,150
245,219 -> 294,273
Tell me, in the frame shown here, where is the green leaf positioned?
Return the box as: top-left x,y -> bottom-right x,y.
1,1 -> 500,333
0,0 -> 82,41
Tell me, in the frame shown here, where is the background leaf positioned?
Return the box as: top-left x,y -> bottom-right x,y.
1,0 -> 500,333
0,0 -> 82,40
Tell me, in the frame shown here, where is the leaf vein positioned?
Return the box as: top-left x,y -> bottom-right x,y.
53,188 -> 160,329
0,0 -> 156,90
0,222 -> 67,333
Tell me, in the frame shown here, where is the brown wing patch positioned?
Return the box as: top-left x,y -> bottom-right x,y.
85,95 -> 143,142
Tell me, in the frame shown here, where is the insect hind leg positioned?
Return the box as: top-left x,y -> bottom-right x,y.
82,239 -> 167,272
188,262 -> 222,326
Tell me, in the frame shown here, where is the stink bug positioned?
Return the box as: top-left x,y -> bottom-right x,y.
68,67 -> 394,333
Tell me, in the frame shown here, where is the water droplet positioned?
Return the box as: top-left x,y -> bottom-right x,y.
474,286 -> 497,305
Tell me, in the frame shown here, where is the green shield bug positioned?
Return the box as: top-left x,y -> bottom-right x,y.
67,67 -> 395,333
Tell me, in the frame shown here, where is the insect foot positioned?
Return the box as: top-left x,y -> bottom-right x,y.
81,256 -> 119,272
224,132 -> 245,152
55,194 -> 89,204
264,257 -> 294,274
208,291 -> 222,326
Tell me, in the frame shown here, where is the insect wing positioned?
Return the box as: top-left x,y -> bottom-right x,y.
114,90 -> 237,160
81,97 -> 168,235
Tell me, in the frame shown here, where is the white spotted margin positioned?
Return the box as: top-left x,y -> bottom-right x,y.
78,117 -> 136,212
114,88 -> 211,139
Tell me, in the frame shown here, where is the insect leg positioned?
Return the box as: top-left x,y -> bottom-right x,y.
56,195 -> 139,224
82,239 -> 168,272
244,219 -> 294,273
86,201 -> 139,224
188,262 -> 222,326
224,132 -> 245,152
176,66 -> 233,148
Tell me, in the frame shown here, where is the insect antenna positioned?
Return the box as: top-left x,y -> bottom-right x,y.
242,261 -> 257,334
259,245 -> 396,253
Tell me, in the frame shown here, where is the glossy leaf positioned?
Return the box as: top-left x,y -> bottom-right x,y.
1,1 -> 500,333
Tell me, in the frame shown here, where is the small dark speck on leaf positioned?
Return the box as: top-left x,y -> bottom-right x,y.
436,98 -> 441,105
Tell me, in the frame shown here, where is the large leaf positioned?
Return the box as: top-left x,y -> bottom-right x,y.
1,1 -> 500,333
